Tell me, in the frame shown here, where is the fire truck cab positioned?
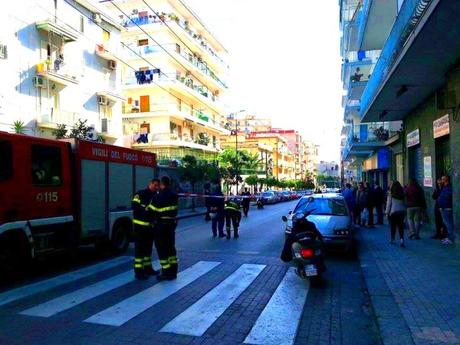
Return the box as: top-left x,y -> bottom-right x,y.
0,132 -> 157,270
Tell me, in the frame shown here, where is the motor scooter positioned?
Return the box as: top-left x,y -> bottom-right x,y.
281,210 -> 326,282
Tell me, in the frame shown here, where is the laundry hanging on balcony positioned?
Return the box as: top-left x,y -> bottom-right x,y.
134,69 -> 161,84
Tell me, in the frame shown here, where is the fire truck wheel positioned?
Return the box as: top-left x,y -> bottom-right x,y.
110,220 -> 131,254
0,231 -> 31,275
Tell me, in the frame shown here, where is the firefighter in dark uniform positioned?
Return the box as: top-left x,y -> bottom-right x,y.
224,196 -> 242,239
131,179 -> 160,280
149,176 -> 179,281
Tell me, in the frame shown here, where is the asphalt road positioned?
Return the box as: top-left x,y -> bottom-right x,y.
0,201 -> 381,345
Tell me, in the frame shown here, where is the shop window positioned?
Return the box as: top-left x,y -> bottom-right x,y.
31,145 -> 62,186
0,140 -> 13,181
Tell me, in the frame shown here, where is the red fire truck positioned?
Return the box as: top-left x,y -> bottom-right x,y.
0,132 -> 157,270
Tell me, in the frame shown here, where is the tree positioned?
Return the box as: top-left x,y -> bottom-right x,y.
53,124 -> 68,139
177,155 -> 205,211
12,120 -> 26,134
69,119 -> 94,140
265,177 -> 279,189
245,175 -> 258,193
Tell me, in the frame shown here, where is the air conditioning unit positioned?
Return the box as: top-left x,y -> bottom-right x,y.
33,76 -> 46,88
108,60 -> 117,70
98,95 -> 107,105
0,44 -> 7,59
93,13 -> 102,24
101,118 -> 108,133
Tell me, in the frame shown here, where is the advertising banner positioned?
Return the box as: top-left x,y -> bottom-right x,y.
407,129 -> 420,147
433,114 -> 450,139
423,156 -> 433,187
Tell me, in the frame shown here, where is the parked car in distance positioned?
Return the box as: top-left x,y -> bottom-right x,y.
259,191 -> 278,204
284,194 -> 353,253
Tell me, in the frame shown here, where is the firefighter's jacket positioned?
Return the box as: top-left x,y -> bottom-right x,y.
224,199 -> 241,214
132,189 -> 156,227
148,188 -> 179,223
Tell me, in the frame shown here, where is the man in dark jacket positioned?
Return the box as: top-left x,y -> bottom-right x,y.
241,188 -> 251,217
132,179 -> 159,280
224,197 -> 242,239
209,185 -> 225,238
439,175 -> 454,245
373,182 -> 385,225
431,178 -> 445,239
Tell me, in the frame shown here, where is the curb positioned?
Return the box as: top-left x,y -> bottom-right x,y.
356,230 -> 415,345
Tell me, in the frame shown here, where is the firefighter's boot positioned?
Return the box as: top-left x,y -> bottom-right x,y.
234,228 -> 239,239
157,268 -> 175,281
143,257 -> 158,276
134,258 -> 148,280
226,228 -> 231,240
168,256 -> 178,279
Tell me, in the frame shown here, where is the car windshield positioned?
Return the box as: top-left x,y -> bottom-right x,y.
262,192 -> 273,197
294,197 -> 348,216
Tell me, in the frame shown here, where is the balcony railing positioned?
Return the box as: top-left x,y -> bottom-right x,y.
360,0 -> 434,119
347,122 -> 398,145
39,109 -> 78,127
36,60 -> 79,85
123,71 -> 220,103
132,132 -> 219,150
120,12 -> 226,66
123,102 -> 222,127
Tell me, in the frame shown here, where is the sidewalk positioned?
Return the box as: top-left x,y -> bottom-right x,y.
358,224 -> 460,345
177,206 -> 207,220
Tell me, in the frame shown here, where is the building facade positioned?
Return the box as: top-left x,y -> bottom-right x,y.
339,0 -> 402,189
359,0 -> 460,234
0,0 -> 124,144
103,0 -> 229,163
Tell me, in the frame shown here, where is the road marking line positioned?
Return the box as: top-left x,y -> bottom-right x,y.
19,261 -> 160,317
160,263 -> 266,336
201,249 -> 221,253
0,256 -> 132,307
84,261 -> 221,327
244,268 -> 309,345
237,251 -> 260,255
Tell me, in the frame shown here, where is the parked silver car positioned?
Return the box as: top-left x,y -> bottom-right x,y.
259,191 -> 278,204
285,194 -> 353,253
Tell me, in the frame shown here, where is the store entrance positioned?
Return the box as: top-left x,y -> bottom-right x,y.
435,135 -> 451,179
408,145 -> 422,185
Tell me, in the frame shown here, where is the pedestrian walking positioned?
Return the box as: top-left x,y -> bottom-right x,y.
224,196 -> 242,239
131,179 -> 160,280
209,185 -> 225,238
439,175 -> 455,245
241,188 -> 251,217
356,182 -> 368,226
405,178 -> 427,240
342,183 -> 356,223
386,181 -> 407,248
431,178 -> 446,239
374,181 -> 385,225
204,183 -> 211,222
365,182 -> 375,228
149,176 -> 179,281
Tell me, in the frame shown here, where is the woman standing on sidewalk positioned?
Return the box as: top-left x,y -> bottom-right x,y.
405,178 -> 427,240
386,181 -> 407,247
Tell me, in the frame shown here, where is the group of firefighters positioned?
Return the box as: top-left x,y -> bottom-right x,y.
131,176 -> 179,281
132,178 -> 255,280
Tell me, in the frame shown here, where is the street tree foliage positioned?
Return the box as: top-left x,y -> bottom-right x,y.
218,148 -> 261,187
53,119 -> 103,142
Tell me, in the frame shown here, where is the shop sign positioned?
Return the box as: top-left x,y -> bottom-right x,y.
433,114 -> 450,138
406,129 -> 420,147
423,156 -> 433,187
377,148 -> 390,170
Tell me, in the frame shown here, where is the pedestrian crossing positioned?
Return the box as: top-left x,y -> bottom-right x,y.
1,256 -> 310,344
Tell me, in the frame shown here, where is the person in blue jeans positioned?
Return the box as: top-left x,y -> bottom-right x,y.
209,185 -> 225,238
439,175 -> 455,245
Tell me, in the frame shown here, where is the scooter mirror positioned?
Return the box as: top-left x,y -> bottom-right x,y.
281,216 -> 288,222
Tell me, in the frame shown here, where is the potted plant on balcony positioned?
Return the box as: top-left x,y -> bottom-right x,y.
195,133 -> 210,146
373,126 -> 389,141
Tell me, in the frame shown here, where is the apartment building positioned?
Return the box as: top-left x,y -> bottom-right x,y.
225,114 -> 272,134
339,0 -> 402,189
103,0 -> 229,163
0,0 -> 124,143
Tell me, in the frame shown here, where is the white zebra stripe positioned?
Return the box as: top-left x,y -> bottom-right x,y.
19,261 -> 160,317
160,263 -> 266,336
244,268 -> 309,345
84,261 -> 221,326
0,256 -> 132,307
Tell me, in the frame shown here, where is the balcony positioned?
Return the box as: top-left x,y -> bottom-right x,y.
122,102 -> 227,134
341,1 -> 363,53
36,19 -> 79,42
95,43 -> 118,61
346,62 -> 374,100
36,61 -> 79,86
360,0 -> 454,122
120,13 -> 227,69
356,0 -> 398,51
38,109 -> 79,128
123,71 -> 222,112
131,132 -> 219,152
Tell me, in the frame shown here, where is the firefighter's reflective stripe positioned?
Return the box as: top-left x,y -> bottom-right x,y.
134,258 -> 143,269
133,219 -> 151,226
132,196 -> 141,204
147,205 -> 178,212
143,257 -> 152,267
160,260 -> 171,269
160,216 -> 176,220
225,206 -> 239,212
168,256 -> 178,264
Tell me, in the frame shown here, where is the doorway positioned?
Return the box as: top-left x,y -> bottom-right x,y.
140,95 -> 150,113
435,135 -> 451,178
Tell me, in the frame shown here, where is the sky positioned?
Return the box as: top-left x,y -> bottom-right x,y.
186,0 -> 344,162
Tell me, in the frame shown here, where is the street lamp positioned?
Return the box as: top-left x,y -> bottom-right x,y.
227,109 -> 246,195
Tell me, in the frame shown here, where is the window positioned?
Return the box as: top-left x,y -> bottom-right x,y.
31,145 -> 62,186
138,39 -> 149,46
80,15 -> 85,33
0,140 -> 13,181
